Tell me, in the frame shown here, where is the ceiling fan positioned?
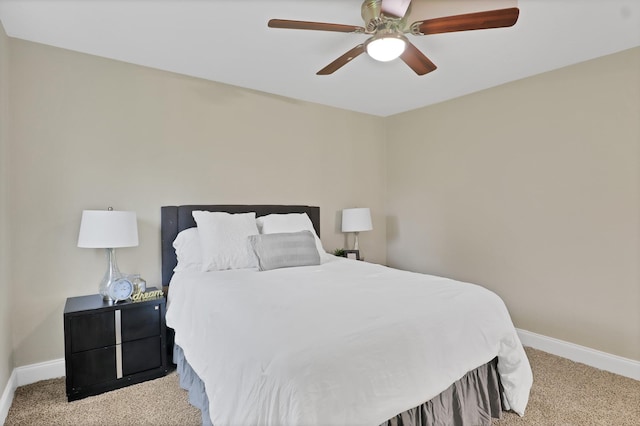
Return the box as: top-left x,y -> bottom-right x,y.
268,0 -> 519,76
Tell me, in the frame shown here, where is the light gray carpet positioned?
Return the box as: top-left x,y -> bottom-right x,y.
5,347 -> 639,425
492,348 -> 640,426
4,371 -> 201,425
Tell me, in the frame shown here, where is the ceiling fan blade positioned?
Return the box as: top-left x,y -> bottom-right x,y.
400,41 -> 437,76
411,7 -> 519,35
268,19 -> 365,34
381,0 -> 412,18
317,44 -> 366,75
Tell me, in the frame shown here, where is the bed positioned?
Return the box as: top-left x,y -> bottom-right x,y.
162,204 -> 532,426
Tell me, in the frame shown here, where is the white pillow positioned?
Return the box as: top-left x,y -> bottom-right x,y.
172,227 -> 202,272
192,211 -> 259,271
256,213 -> 327,258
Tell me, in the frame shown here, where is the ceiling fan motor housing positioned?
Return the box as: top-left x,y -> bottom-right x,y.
362,0 -> 411,33
361,0 -> 383,32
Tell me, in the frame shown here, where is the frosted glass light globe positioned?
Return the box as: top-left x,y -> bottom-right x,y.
366,36 -> 407,62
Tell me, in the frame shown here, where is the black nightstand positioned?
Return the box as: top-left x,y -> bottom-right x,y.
63,288 -> 168,401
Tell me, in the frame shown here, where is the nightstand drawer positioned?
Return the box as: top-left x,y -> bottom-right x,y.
70,347 -> 117,389
121,303 -> 161,342
69,311 -> 115,352
123,336 -> 162,376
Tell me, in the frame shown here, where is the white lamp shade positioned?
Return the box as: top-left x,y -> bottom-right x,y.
341,208 -> 373,233
77,210 -> 139,248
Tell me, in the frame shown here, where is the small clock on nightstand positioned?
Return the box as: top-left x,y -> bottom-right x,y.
107,277 -> 134,302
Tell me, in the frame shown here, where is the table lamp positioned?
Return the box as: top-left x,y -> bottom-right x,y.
341,207 -> 373,251
78,207 -> 139,301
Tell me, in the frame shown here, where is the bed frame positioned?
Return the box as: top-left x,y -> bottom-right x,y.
161,204 -> 320,287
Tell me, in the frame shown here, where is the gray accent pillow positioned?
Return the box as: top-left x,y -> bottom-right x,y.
248,231 -> 321,271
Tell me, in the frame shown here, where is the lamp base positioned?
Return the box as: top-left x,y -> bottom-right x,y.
100,248 -> 123,302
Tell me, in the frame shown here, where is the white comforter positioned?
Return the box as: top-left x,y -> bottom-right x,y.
166,257 -> 532,426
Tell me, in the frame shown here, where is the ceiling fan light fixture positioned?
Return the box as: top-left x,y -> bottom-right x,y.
269,2 -> 521,76
365,33 -> 407,62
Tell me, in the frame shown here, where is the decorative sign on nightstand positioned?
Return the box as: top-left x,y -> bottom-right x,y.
131,289 -> 164,302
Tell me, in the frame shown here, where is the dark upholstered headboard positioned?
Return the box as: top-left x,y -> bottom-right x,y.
161,205 -> 320,286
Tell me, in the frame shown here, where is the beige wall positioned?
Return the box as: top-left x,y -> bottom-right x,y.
3,33 -> 638,372
0,20 -> 13,393
8,39 -> 387,366
386,47 -> 640,360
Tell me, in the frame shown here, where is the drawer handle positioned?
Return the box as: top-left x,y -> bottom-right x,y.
114,310 -> 122,345
115,344 -> 123,379
114,309 -> 123,379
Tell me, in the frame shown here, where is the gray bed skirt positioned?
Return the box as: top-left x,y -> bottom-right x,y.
174,345 -> 213,426
173,345 -> 504,426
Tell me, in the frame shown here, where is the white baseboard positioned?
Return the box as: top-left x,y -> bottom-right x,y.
0,358 -> 64,424
517,328 -> 640,380
0,369 -> 17,425
14,358 -> 65,387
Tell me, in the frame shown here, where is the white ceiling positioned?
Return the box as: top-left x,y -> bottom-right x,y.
0,0 -> 639,117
